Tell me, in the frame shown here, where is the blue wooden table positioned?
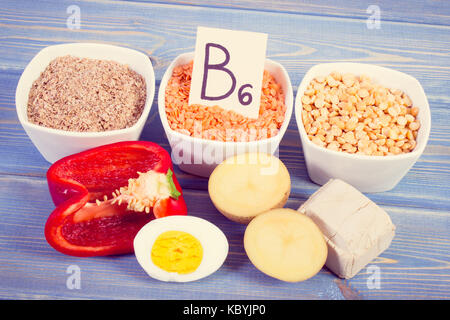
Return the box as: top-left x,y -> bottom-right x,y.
1,0 -> 449,300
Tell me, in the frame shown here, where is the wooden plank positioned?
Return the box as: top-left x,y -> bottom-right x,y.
0,175 -> 448,299
123,0 -> 450,26
0,0 -> 449,300
1,69 -> 449,214
1,0 -> 450,74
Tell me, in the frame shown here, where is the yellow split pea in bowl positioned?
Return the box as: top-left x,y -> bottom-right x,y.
295,63 -> 431,192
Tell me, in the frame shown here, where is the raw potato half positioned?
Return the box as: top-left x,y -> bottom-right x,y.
244,208 -> 327,282
208,153 -> 291,224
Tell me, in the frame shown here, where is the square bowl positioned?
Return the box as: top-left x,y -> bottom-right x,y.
295,63 -> 431,192
158,52 -> 294,177
15,43 -> 155,163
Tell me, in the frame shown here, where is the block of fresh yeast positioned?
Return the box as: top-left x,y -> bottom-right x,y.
298,179 -> 395,279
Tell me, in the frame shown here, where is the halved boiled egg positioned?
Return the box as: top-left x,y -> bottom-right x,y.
134,215 -> 229,282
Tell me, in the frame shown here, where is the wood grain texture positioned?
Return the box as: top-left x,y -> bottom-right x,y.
1,176 -> 449,299
130,0 -> 450,26
0,0 -> 449,300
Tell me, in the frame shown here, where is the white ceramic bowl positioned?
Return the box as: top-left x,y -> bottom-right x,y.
158,52 -> 294,177
295,63 -> 431,192
16,43 -> 155,163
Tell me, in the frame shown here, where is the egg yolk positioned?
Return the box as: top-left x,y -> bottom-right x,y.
151,230 -> 203,274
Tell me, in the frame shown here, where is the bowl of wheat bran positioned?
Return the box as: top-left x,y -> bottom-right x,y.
15,43 -> 155,163
158,52 -> 293,177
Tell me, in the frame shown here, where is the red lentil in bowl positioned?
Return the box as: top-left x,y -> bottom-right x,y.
165,61 -> 287,142
158,52 -> 293,177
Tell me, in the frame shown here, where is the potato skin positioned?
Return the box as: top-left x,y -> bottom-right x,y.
211,188 -> 290,224
208,153 -> 291,225
244,208 -> 328,282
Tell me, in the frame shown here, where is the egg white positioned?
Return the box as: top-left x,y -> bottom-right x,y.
134,215 -> 229,282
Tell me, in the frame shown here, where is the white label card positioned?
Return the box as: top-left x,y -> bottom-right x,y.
189,26 -> 268,119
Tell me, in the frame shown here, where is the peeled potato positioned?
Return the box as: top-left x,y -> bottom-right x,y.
208,153 -> 291,224
244,208 -> 327,282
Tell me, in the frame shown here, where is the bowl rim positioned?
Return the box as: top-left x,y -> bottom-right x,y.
15,42 -> 156,138
158,51 -> 294,147
294,62 -> 431,161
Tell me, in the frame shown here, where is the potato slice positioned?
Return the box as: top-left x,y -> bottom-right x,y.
208,153 -> 291,224
244,208 -> 327,282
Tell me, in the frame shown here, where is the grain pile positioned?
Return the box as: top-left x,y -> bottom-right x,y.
27,55 -> 146,132
300,72 -> 421,156
165,61 -> 286,142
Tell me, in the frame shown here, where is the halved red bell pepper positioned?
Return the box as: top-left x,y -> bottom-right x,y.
45,141 -> 187,257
